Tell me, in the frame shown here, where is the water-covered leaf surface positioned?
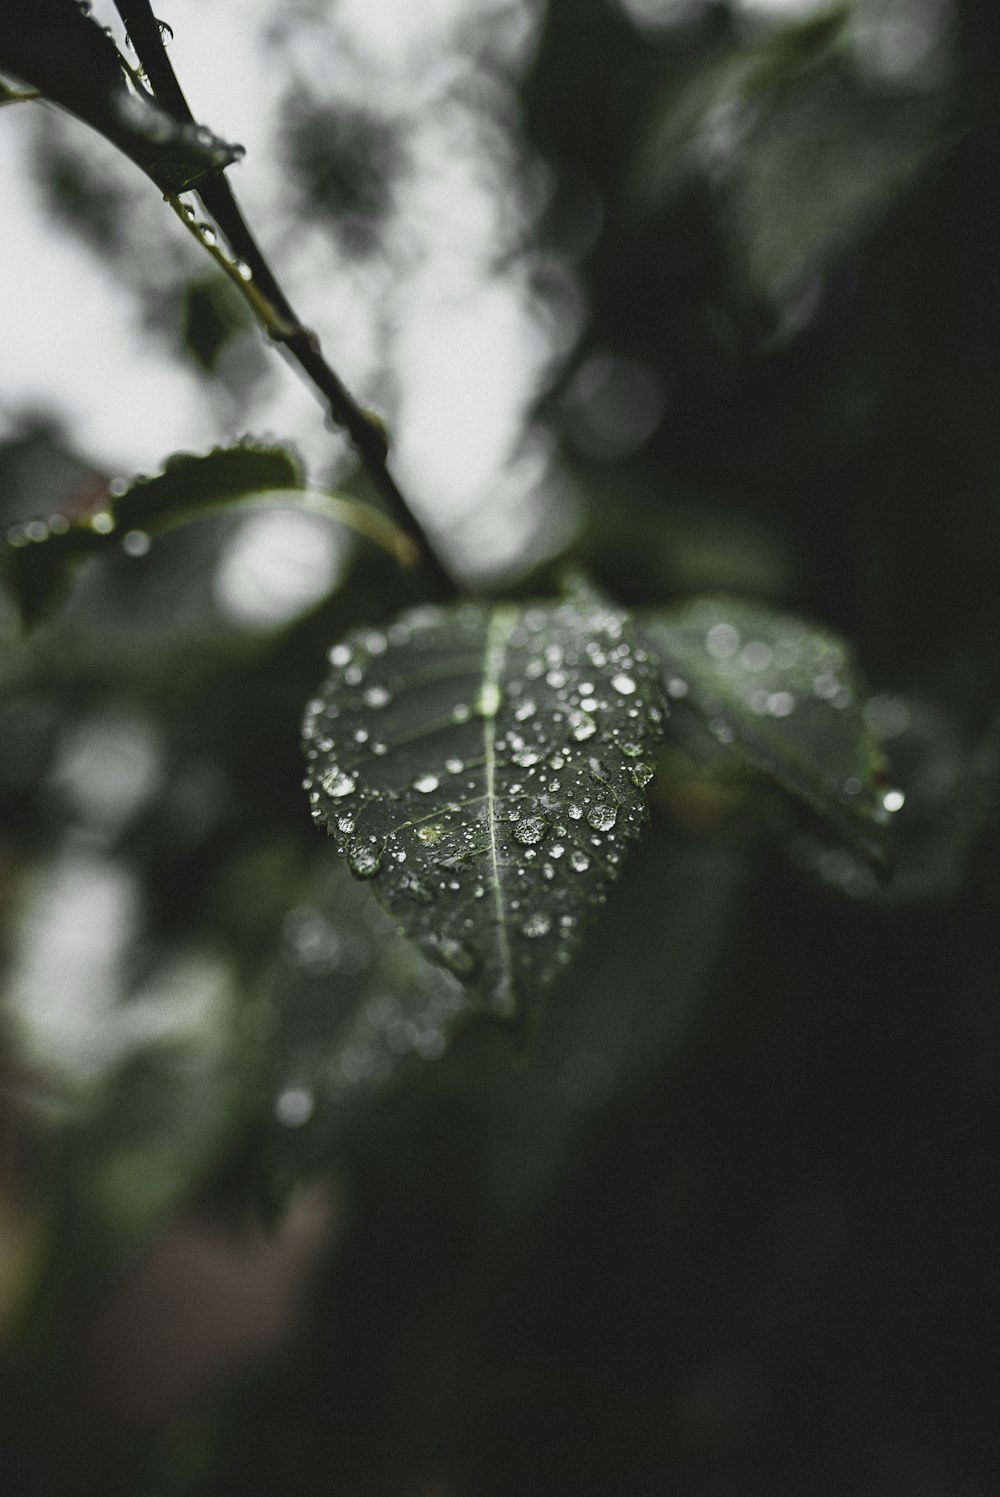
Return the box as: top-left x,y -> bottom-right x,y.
643,596 -> 898,867
303,599 -> 667,1018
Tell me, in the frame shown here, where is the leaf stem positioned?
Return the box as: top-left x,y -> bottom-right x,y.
113,0 -> 457,602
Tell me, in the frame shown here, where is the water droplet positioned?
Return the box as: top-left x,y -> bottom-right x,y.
514,817 -> 545,846
515,699 -> 537,721
363,685 -> 390,708
328,643 -> 352,667
436,936 -> 478,978
445,758 -> 464,774
90,511 -> 115,534
235,261 -> 253,282
346,839 -> 381,878
706,622 -> 740,659
337,814 -> 355,834
767,691 -> 796,718
522,912 -> 552,939
413,774 -> 439,794
587,803 -> 617,832
881,787 -> 905,814
569,849 -> 590,873
567,803 -> 583,820
568,709 -> 596,742
417,824 -> 443,845
628,761 -> 655,788
611,672 -> 637,696
275,1087 -> 314,1127
122,528 -> 150,557
667,677 -> 688,699
321,767 -> 356,798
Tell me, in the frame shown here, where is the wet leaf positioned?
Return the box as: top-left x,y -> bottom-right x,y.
1,440 -> 357,625
303,599 -> 667,1020
0,0 -> 241,194
643,595 -> 896,867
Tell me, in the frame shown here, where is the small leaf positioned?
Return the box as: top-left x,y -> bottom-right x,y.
643,595 -> 896,867
303,599 -> 667,1020
2,440 -> 311,624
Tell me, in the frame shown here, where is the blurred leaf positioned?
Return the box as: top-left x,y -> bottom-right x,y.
484,828 -> 747,1221
643,595 -> 895,867
0,0 -> 240,194
633,10 -> 951,299
281,99 -> 403,258
726,67 -> 950,300
249,851 -> 473,1175
303,598 -> 667,1021
2,440 -> 411,627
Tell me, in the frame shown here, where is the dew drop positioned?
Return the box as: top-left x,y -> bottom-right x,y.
706,622 -> 740,659
328,643 -> 352,667
122,528 -> 150,557
413,773 -> 439,794
882,787 -> 906,814
346,839 -> 381,878
363,685 -> 390,708
569,849 -> 590,873
436,936 -> 478,978
611,672 -> 637,696
567,803 -> 583,820
522,912 -> 552,939
766,691 -> 796,718
628,761 -> 655,788
513,817 -> 546,846
568,709 -> 597,742
587,803 -> 617,832
321,767 -> 356,798
275,1087 -> 314,1128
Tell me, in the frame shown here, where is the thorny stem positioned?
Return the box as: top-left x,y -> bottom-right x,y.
113,0 -> 456,602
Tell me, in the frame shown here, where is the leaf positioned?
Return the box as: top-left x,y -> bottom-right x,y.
0,0 -> 241,194
642,595 -> 897,867
302,598 -> 667,1020
2,440 -> 409,626
725,68 -> 949,301
250,851 -> 474,1173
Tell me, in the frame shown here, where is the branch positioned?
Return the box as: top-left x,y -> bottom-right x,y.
112,0 -> 456,601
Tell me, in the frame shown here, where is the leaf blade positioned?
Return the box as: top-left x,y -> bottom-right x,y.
303,599 -> 667,1018
643,595 -> 896,866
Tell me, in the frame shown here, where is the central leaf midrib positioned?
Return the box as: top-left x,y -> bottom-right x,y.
480,604 -> 518,1013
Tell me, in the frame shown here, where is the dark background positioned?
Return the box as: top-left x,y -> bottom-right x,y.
3,1 -> 1000,1492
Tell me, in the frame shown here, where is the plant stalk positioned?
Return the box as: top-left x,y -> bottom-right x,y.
113,0 -> 456,601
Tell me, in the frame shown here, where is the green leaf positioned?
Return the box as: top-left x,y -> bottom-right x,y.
643,595 -> 897,867
251,851 -> 474,1171
0,0 -> 241,194
2,440 -> 407,626
303,599 -> 667,1020
725,68 -> 949,300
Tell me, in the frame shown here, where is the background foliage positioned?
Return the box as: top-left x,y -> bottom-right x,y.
3,0 -> 1000,1492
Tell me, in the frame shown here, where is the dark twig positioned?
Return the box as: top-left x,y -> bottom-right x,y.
112,0 -> 456,601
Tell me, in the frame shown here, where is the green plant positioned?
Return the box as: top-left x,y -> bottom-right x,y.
1,1 -> 994,1492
